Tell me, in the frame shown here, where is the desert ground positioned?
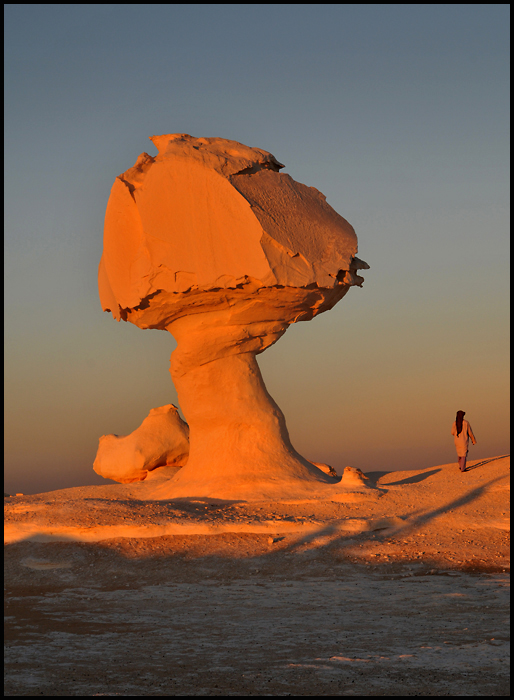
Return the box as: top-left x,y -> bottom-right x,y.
4,455 -> 509,696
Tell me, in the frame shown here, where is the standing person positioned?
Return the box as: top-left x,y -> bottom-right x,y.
451,410 -> 477,472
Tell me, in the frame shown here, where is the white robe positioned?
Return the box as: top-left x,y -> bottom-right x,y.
451,419 -> 476,457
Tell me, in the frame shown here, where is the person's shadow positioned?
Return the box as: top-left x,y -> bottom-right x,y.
464,454 -> 509,472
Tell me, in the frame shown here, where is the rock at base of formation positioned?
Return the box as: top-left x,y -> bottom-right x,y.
93,405 -> 189,484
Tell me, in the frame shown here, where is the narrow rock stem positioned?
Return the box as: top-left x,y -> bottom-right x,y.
162,312 -> 334,497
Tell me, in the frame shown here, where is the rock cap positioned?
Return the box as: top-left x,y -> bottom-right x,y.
99,134 -> 367,324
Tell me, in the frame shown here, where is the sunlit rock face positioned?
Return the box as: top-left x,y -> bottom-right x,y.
93,405 -> 189,484
98,134 -> 368,499
99,134 -> 367,325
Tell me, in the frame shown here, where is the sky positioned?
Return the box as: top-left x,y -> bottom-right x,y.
4,4 -> 510,495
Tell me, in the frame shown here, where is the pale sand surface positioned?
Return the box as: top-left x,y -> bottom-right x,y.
4,456 -> 509,695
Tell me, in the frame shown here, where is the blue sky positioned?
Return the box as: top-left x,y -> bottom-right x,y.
4,4 -> 509,494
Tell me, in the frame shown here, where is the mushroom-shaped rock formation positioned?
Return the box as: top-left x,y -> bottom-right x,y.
98,134 -> 368,499
93,405 -> 189,484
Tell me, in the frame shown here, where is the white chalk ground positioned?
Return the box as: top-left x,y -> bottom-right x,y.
4,456 -> 510,696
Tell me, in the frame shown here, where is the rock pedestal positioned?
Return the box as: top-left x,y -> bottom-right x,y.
157,307 -> 337,499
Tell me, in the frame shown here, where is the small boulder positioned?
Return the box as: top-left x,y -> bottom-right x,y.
93,404 -> 189,483
340,466 -> 369,486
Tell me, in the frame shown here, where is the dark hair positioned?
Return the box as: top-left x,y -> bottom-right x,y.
455,410 -> 466,437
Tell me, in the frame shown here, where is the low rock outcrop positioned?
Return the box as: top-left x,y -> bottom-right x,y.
340,466 -> 370,486
93,405 -> 189,483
